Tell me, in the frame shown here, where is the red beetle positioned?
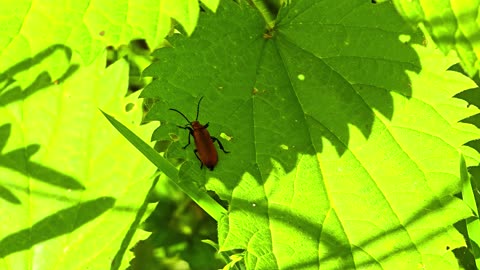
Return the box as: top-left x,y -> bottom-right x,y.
170,97 -> 229,170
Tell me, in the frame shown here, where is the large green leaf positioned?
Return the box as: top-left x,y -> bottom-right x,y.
0,1 -> 224,269
393,0 -> 480,77
142,0 -> 480,269
0,47 -> 157,268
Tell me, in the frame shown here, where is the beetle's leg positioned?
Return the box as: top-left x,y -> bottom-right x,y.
193,149 -> 203,169
211,136 -> 230,153
203,122 -> 209,128
177,125 -> 193,149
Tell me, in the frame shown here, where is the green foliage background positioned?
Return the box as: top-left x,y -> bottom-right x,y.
1,0 -> 480,269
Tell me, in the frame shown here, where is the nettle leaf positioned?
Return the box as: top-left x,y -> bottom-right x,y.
393,0 -> 480,77
0,50 -> 157,269
143,0 -> 480,269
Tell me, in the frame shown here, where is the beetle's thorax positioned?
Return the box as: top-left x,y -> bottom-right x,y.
191,121 -> 204,130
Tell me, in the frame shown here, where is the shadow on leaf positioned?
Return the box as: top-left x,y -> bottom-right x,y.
0,44 -> 78,107
0,196 -> 115,258
0,44 -> 83,204
0,124 -> 85,196
226,186 -> 469,269
0,184 -> 21,204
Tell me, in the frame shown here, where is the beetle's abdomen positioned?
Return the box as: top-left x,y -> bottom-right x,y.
193,125 -> 218,170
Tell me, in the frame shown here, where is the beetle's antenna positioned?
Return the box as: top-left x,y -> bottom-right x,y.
196,96 -> 204,121
169,108 -> 191,124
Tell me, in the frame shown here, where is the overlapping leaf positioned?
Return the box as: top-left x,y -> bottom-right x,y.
0,0 -> 219,68
393,0 -> 480,77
